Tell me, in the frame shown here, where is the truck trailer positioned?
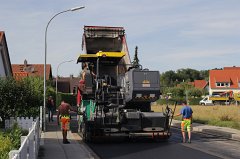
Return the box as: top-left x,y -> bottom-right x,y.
76,26 -> 174,142
199,91 -> 240,105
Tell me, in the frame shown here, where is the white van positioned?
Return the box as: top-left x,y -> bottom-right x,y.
199,96 -> 214,105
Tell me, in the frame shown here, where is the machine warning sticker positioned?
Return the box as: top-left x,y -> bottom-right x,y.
142,80 -> 150,87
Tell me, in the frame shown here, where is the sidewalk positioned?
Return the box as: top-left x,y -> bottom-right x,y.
171,120 -> 240,141
38,115 -> 97,159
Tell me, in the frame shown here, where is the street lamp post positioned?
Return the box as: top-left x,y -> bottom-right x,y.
43,6 -> 85,132
56,60 -> 74,106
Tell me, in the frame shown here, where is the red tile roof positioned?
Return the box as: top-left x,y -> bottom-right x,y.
210,67 -> 240,89
224,67 -> 240,70
193,80 -> 208,89
12,60 -> 52,80
13,72 -> 28,80
187,80 -> 208,89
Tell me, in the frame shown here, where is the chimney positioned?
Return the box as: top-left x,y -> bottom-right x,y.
24,59 -> 27,67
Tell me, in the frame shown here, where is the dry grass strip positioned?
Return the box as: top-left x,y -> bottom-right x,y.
152,104 -> 240,129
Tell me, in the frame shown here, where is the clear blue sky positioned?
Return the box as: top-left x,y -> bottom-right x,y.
1,0 -> 240,77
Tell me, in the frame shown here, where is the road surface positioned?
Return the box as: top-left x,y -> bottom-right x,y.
87,127 -> 240,159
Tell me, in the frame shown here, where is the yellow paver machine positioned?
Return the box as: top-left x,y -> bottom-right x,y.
76,26 -> 175,142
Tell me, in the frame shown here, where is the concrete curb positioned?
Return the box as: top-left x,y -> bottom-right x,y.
171,120 -> 240,142
232,134 -> 240,141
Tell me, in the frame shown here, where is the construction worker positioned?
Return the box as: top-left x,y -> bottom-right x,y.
77,62 -> 96,107
174,101 -> 193,143
77,63 -> 87,107
47,96 -> 55,122
57,100 -> 76,144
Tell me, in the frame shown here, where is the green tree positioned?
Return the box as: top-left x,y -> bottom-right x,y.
160,68 -> 209,88
166,87 -> 185,97
176,68 -> 201,82
0,77 -> 54,122
160,70 -> 178,87
199,70 -> 209,81
188,88 -> 202,97
132,46 -> 140,67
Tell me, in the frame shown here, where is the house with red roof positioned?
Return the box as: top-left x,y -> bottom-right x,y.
178,80 -> 208,90
191,80 -> 208,90
209,67 -> 240,95
0,31 -> 12,77
12,60 -> 52,80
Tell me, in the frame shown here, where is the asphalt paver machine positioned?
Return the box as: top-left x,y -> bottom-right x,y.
77,26 -> 175,142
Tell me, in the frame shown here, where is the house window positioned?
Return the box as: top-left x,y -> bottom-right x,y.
216,82 -> 230,87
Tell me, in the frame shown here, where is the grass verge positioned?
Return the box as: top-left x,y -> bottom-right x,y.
152,104 -> 240,130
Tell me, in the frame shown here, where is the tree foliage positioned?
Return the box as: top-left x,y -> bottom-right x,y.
188,88 -> 203,97
160,70 -> 178,87
166,87 -> 185,97
176,68 -> 201,82
199,70 -> 209,81
160,68 -> 209,87
160,69 -> 209,100
132,46 -> 140,67
0,77 -> 53,120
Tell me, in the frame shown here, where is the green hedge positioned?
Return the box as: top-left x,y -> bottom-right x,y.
0,77 -> 55,126
56,93 -> 76,107
0,78 -> 41,120
157,97 -> 202,105
188,97 -> 202,105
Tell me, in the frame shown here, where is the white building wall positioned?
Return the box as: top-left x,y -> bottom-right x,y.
210,88 -> 240,95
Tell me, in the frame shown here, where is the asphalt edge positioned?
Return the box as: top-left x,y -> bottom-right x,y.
171,120 -> 240,142
72,133 -> 101,159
